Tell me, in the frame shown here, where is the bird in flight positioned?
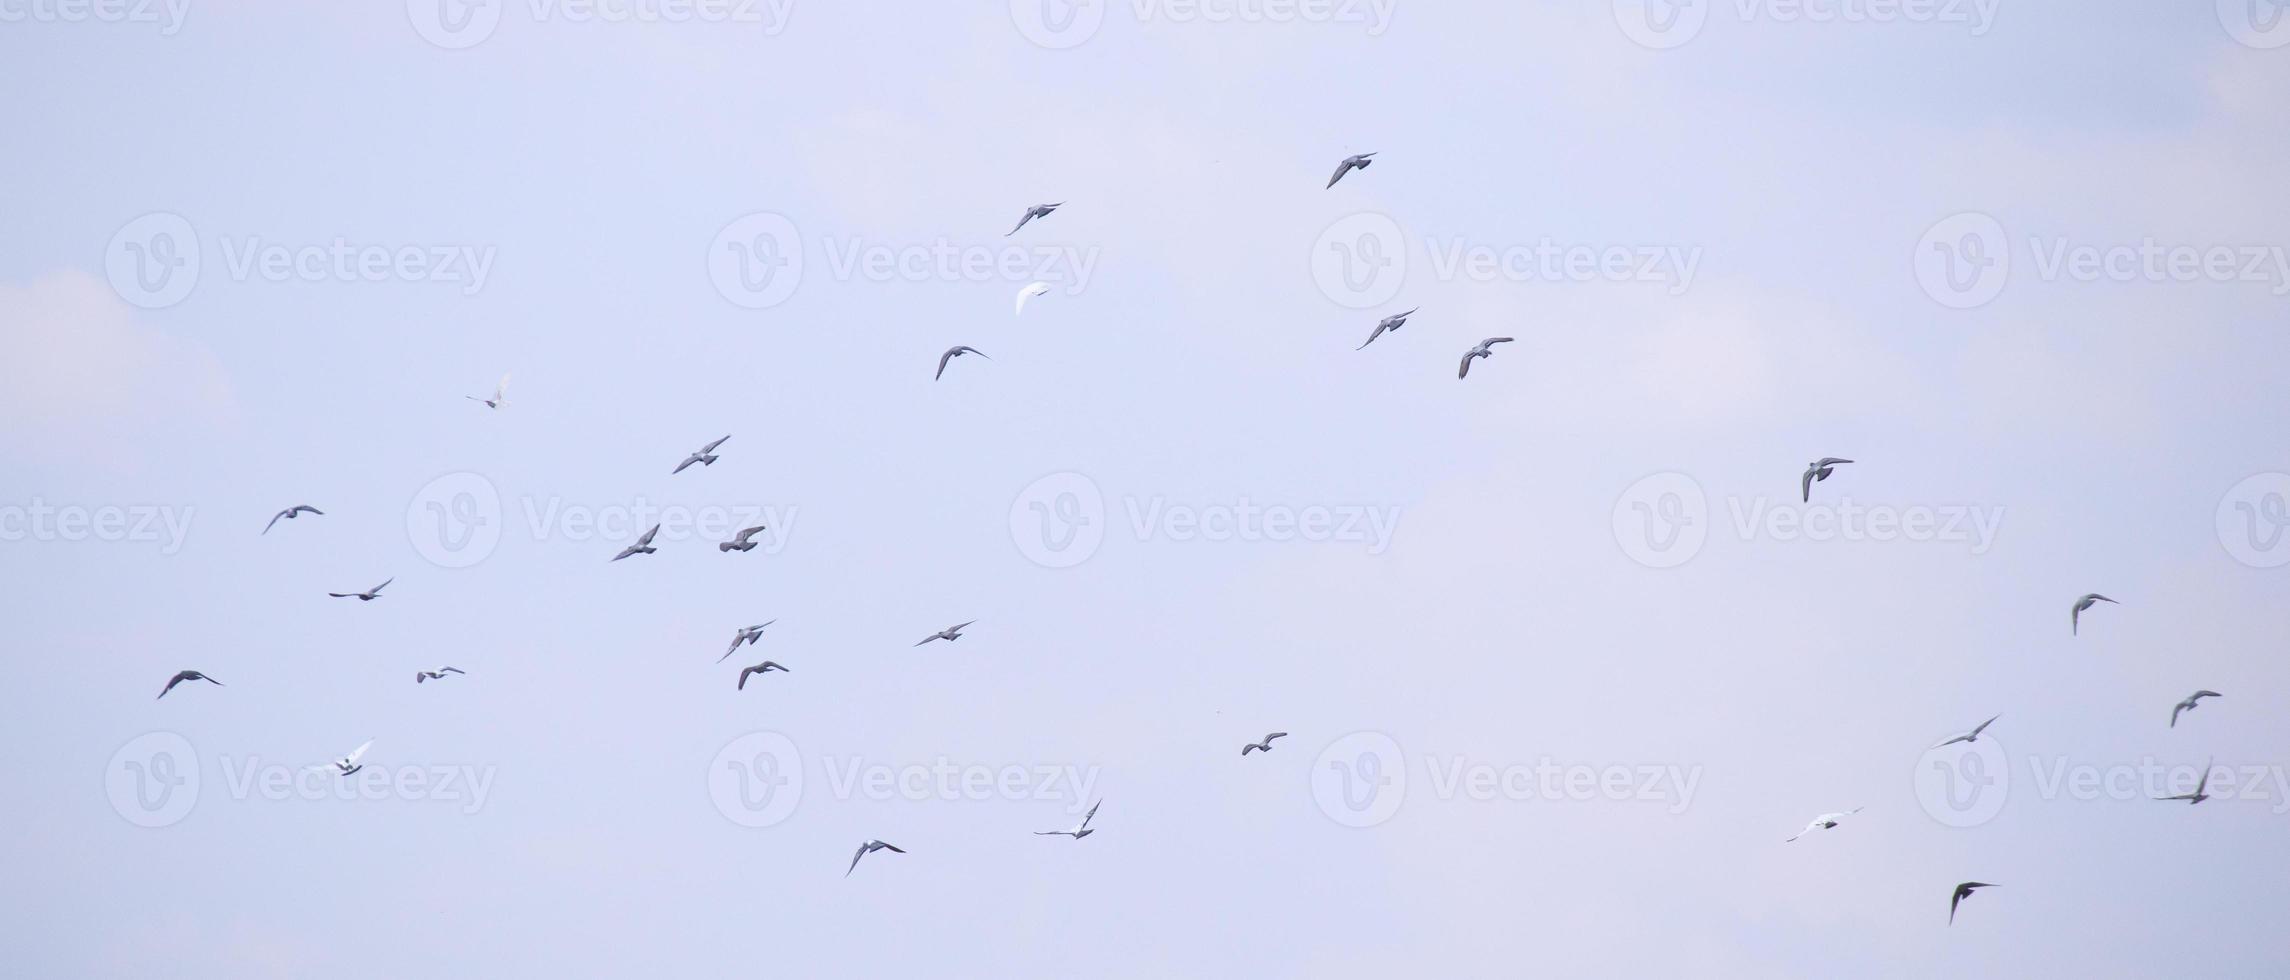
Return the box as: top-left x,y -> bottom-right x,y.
1784,807 -> 1865,842
717,621 -> 776,662
915,621 -> 976,646
674,435 -> 731,475
327,577 -> 392,601
1015,281 -> 1050,315
1007,202 -> 1061,236
935,346 -> 989,380
310,738 -> 375,777
737,661 -> 790,690
612,524 -> 661,562
263,505 -> 323,535
2071,593 -> 2117,636
847,839 -> 906,877
2156,759 -> 2215,805
1948,882 -> 1995,925
1034,800 -> 1102,839
1800,457 -> 1853,502
1241,732 -> 1289,755
1326,152 -> 1376,188
2170,690 -> 2222,728
157,670 -> 222,699
1932,714 -> 2001,749
1355,307 -> 1418,350
720,526 -> 767,553
415,667 -> 465,684
465,374 -> 509,409
1457,337 -> 1513,379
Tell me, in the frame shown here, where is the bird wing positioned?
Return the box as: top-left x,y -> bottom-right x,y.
1357,323 -> 1387,350
847,844 -> 868,876
2171,702 -> 2185,727
1266,732 -> 1288,742
1016,282 -> 1049,315
638,524 -> 660,546
495,374 -> 510,400
877,842 -> 905,853
700,435 -> 731,454
2195,690 -> 2222,699
1327,159 -> 1352,187
263,511 -> 284,534
442,667 -> 463,674
1080,800 -> 1101,828
1486,337 -> 1514,346
672,456 -> 699,474
935,348 -> 957,380
327,592 -> 354,598
950,620 -> 977,633
158,674 -> 185,698
1801,466 -> 1816,502
372,578 -> 393,594
1241,743 -> 1259,755
738,667 -> 756,690
342,739 -> 374,766
2196,760 -> 2212,795
1457,352 -> 1475,379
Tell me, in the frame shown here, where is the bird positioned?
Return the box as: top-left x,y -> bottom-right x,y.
157,670 -> 221,699
1784,807 -> 1864,842
327,577 -> 392,601
1034,800 -> 1102,839
737,661 -> 790,690
1932,714 -> 2001,748
914,621 -> 977,646
673,435 -> 731,474
1948,882 -> 1995,925
415,667 -> 465,684
262,505 -> 323,534
1015,281 -> 1050,315
1241,732 -> 1289,755
719,526 -> 767,553
309,738 -> 375,778
847,839 -> 906,877
465,373 -> 509,409
935,346 -> 989,380
1355,307 -> 1418,350
612,524 -> 661,562
717,621 -> 777,662
1326,152 -> 1376,188
1006,202 -> 1061,236
2170,690 -> 2223,728
2156,759 -> 2214,805
2071,593 -> 2118,636
1456,337 -> 1513,379
1800,457 -> 1853,502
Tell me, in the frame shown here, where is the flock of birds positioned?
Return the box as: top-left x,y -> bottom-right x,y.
144,153 -> 2239,915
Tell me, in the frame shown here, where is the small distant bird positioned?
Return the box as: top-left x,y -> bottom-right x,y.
674,435 -> 731,474
847,839 -> 906,877
1932,714 -> 2001,748
1355,307 -> 1418,350
935,346 -> 989,380
1015,281 -> 1050,315
1007,203 -> 1061,236
157,670 -> 222,699
2156,759 -> 2214,805
1456,337 -> 1514,379
1784,807 -> 1864,842
915,621 -> 976,646
2170,690 -> 2222,728
1948,882 -> 1995,925
717,621 -> 777,662
263,505 -> 323,534
465,374 -> 509,409
737,661 -> 790,690
1326,152 -> 1376,188
415,667 -> 466,684
309,738 -> 375,777
327,577 -> 392,601
1034,799 -> 1102,839
2071,593 -> 2117,636
612,524 -> 661,562
720,526 -> 767,553
1800,457 -> 1853,502
1241,732 -> 1289,755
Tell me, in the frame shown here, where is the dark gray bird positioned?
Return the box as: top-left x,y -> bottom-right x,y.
915,621 -> 976,646
1034,800 -> 1102,839
2156,759 -> 2214,805
1800,457 -> 1853,502
1948,882 -> 1995,925
1457,337 -> 1514,379
1326,152 -> 1376,188
1006,202 -> 1061,236
717,621 -> 776,662
2170,690 -> 2222,728
327,577 -> 392,601
935,346 -> 989,381
737,661 -> 790,690
263,505 -> 323,534
1241,732 -> 1289,755
674,435 -> 731,474
415,667 -> 465,684
1932,714 -> 2000,749
2071,593 -> 2117,636
1356,307 -> 1418,350
157,670 -> 222,699
720,525 -> 767,553
612,524 -> 661,562
847,839 -> 906,877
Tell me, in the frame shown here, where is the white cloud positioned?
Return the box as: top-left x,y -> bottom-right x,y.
0,271 -> 234,456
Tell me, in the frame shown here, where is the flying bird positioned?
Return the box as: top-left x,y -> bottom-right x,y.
935,346 -> 989,381
263,505 -> 323,534
415,667 -> 465,684
1241,732 -> 1289,755
1948,882 -> 1995,925
717,621 -> 777,662
847,839 -> 906,877
1800,457 -> 1853,502
1326,152 -> 1376,188
914,621 -> 976,646
674,435 -> 731,475
2071,593 -> 2117,636
465,374 -> 509,409
1006,202 -> 1061,236
1784,807 -> 1864,842
2156,759 -> 2215,805
157,670 -> 222,699
1015,281 -> 1050,315
737,661 -> 790,690
327,578 -> 392,601
1355,307 -> 1418,350
1034,800 -> 1102,839
1456,337 -> 1514,379
612,524 -> 661,562
1932,714 -> 2001,749
2170,690 -> 2222,728
719,526 -> 767,553
309,738 -> 375,777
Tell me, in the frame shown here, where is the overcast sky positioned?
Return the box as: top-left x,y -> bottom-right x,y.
5,2 -> 2289,977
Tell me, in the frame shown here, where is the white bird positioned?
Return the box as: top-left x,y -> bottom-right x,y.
674,435 -> 731,474
1015,281 -> 1050,315
327,577 -> 393,601
1326,152 -> 1376,188
935,346 -> 989,381
1949,882 -> 1995,925
846,839 -> 906,877
1800,457 -> 1853,502
1241,732 -> 1289,755
737,661 -> 790,690
717,621 -> 777,662
2071,593 -> 2117,636
612,524 -> 661,562
1355,307 -> 1418,350
915,621 -> 976,646
415,667 -> 465,684
1931,714 -> 2001,749
1784,807 -> 1864,842
263,505 -> 323,534
1034,800 -> 1102,839
1456,337 -> 1514,379
719,525 -> 767,553
2156,759 -> 2214,805
309,738 -> 375,777
1007,203 -> 1061,236
2170,690 -> 2223,728
465,374 -> 509,409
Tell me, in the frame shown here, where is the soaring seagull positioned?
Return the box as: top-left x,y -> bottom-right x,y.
674,435 -> 731,475
915,621 -> 977,646
1948,882 -> 1995,925
2071,593 -> 2117,636
465,374 -> 509,409
720,525 -> 767,553
2156,759 -> 2214,805
1457,337 -> 1514,379
415,667 -> 466,684
935,346 -> 989,380
263,505 -> 323,534
1326,152 -> 1376,188
157,670 -> 222,699
1015,281 -> 1050,315
1034,800 -> 1102,839
1800,457 -> 1853,502
1007,202 -> 1061,236
846,839 -> 906,877
1932,714 -> 2001,749
327,577 -> 392,601
612,524 -> 661,562
1241,732 -> 1289,755
1784,807 -> 1864,842
2170,690 -> 2223,728
737,661 -> 790,690
1356,307 -> 1418,350
309,738 -> 375,777
717,621 -> 777,662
